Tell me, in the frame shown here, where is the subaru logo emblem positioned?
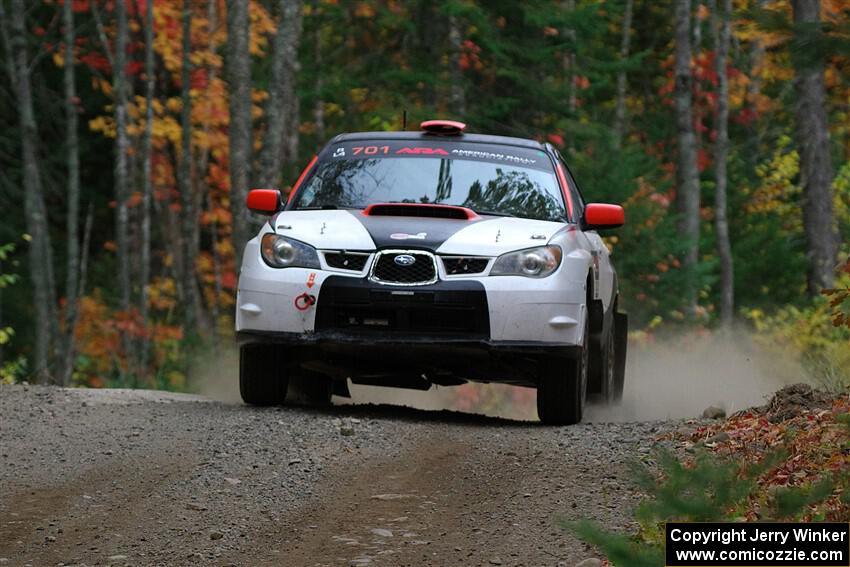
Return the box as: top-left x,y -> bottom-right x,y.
394,254 -> 416,266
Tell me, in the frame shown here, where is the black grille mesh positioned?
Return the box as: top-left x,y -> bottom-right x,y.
442,257 -> 489,275
325,252 -> 369,271
372,252 -> 436,284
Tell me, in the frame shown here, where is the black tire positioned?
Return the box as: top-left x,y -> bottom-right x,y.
612,311 -> 628,402
239,344 -> 288,406
537,315 -> 588,425
599,316 -> 617,405
287,372 -> 334,407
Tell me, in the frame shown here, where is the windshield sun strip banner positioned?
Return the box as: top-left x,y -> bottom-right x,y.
323,140 -> 554,173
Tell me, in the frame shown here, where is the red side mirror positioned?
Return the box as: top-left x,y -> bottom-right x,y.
584,203 -> 624,230
247,189 -> 281,214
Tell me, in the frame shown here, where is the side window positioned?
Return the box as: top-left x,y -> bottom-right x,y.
558,157 -> 585,222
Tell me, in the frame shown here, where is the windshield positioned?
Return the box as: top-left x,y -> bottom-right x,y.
292,146 -> 567,222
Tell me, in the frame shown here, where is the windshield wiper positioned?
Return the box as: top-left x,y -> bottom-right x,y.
293,205 -> 357,211
471,209 -> 515,217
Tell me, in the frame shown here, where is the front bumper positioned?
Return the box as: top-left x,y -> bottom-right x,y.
236,329 -> 580,388
236,238 -> 588,347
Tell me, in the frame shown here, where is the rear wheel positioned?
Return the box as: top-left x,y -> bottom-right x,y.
612,311 -> 628,402
239,344 -> 289,406
600,314 -> 617,404
537,315 -> 588,425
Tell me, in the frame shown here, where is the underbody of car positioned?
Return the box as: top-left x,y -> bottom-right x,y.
236,120 -> 627,424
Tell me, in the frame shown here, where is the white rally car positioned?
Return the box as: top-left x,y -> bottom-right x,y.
236,120 -> 627,424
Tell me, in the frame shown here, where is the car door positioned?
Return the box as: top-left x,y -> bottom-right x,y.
560,158 -> 615,311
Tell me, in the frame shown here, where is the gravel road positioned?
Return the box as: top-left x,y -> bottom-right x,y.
0,385 -> 681,567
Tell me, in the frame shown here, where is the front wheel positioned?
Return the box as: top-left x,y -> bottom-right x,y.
537,316 -> 588,425
239,344 -> 289,406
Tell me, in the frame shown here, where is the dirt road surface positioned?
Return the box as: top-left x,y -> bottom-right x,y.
0,385 -> 680,567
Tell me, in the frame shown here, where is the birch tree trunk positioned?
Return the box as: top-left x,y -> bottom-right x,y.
114,0 -> 130,315
257,0 -> 304,188
140,0 -> 154,373
179,1 -> 199,332
712,0 -> 734,327
60,0 -> 81,385
7,0 -> 58,383
613,0 -> 633,147
227,0 -> 253,266
674,0 -> 701,313
792,0 -> 838,292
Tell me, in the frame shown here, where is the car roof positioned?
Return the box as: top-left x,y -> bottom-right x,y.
328,131 -> 549,152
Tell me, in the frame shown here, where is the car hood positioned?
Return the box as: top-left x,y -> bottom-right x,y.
273,210 -> 567,256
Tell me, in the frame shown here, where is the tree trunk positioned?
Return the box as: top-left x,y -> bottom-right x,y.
712,0 -> 734,327
140,0 -> 155,374
113,0 -> 131,381
227,0 -> 253,266
313,25 -> 325,140
61,0 -> 81,386
563,0 -> 577,117
613,0 -> 633,147
792,0 -> 838,292
197,0 -> 221,341
257,0 -> 304,188
674,0 -> 701,313
448,14 -> 465,115
7,0 -> 58,383
111,1 -> 130,307
179,1 -> 199,333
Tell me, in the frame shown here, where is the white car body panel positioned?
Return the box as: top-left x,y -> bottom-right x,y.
273,210 -> 376,249
435,217 -> 565,257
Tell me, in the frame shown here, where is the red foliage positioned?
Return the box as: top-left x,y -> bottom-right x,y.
682,392 -> 850,521
80,52 -> 111,73
190,68 -> 209,91
547,133 -> 565,147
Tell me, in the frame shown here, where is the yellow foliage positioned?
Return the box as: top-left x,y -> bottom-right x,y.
89,115 -> 116,138
147,277 -> 178,312
746,136 -> 802,232
748,271 -> 850,391
248,0 -> 277,56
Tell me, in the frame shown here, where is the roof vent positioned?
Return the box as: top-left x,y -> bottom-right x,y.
420,119 -> 466,135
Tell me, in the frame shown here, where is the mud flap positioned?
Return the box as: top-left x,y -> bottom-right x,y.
613,311 -> 628,402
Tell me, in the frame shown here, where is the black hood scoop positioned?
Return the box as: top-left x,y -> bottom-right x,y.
362,203 -> 479,221
350,204 -> 491,251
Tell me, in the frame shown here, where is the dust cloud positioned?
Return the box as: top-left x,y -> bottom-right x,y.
191,331 -> 807,423
190,345 -> 242,403
586,330 -> 806,422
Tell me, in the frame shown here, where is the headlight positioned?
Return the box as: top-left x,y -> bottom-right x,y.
490,245 -> 562,278
260,234 -> 320,269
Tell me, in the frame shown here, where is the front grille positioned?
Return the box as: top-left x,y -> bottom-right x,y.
324,251 -> 370,271
442,257 -> 490,275
315,276 -> 490,338
370,251 -> 437,285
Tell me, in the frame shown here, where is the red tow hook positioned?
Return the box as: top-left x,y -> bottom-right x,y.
294,293 -> 317,312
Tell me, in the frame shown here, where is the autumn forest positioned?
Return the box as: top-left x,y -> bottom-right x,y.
0,0 -> 848,390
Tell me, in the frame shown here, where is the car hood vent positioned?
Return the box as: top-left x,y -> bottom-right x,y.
362,203 -> 479,221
